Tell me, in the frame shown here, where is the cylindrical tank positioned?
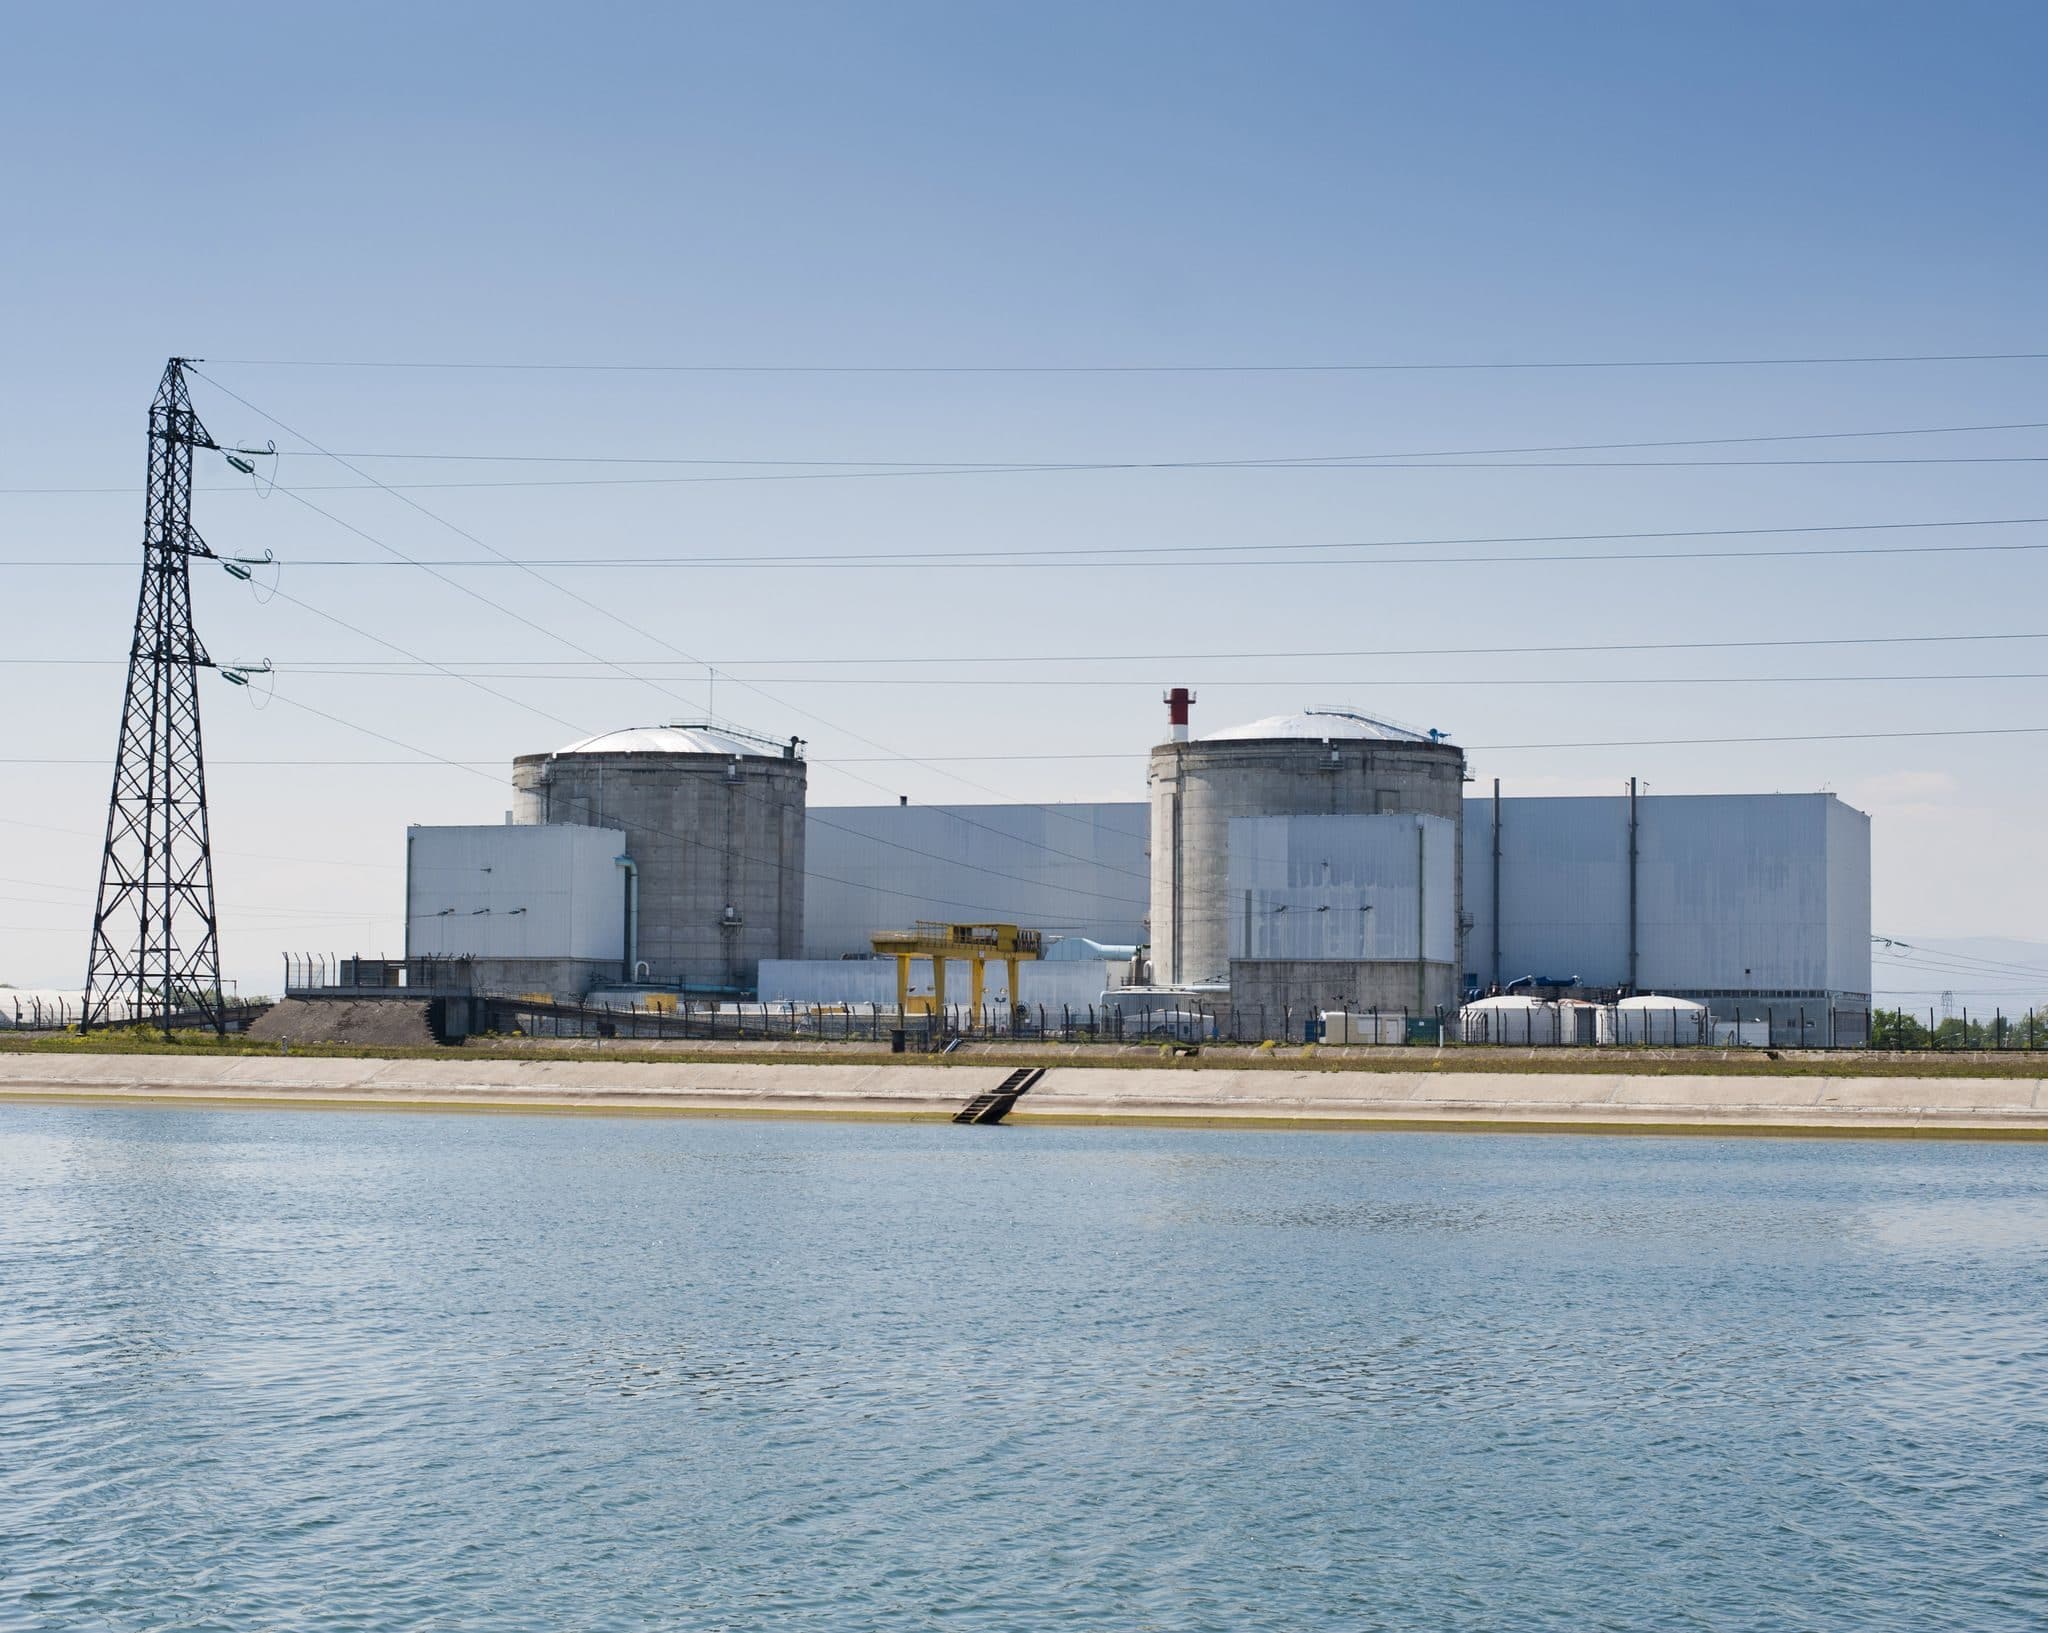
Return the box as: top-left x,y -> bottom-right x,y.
1457,994 -> 1555,1045
1615,994 -> 1709,1046
513,724 -> 806,993
1148,705 -> 1466,1007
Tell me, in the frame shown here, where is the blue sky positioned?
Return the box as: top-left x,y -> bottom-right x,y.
2,1 -> 2045,1002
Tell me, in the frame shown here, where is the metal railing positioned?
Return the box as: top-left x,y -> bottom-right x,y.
282,954 -> 475,997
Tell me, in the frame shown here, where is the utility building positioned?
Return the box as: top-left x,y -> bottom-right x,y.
405,823 -> 627,994
1467,789 -> 1870,1036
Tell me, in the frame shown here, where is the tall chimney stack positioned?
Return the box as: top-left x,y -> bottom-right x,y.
1164,686 -> 1195,743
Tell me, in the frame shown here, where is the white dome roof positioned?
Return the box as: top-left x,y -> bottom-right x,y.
1617,994 -> 1707,1012
1199,707 -> 1440,744
555,724 -> 789,758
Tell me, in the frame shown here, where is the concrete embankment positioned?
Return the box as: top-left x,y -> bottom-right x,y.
2,1054 -> 2046,1137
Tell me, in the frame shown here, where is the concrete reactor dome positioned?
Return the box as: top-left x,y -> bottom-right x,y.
512,721 -> 807,993
554,723 -> 804,759
1198,708 -> 1443,745
1147,694 -> 1467,1015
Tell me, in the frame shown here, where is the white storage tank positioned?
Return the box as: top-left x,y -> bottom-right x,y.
1553,997 -> 1602,1047
1615,994 -> 1710,1046
512,723 -> 806,994
1457,994 -> 1555,1045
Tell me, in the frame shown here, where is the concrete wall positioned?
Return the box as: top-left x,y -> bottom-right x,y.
801,803 -> 1149,957
1462,792 -> 1872,1001
406,824 -> 627,961
1230,958 -> 1460,1036
514,751 -> 805,991
457,957 -> 622,998
1149,739 -> 1466,987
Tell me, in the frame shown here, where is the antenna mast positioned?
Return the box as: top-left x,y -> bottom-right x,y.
82,358 -> 228,1035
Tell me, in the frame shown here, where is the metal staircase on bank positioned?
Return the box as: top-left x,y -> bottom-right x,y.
954,1068 -> 1046,1125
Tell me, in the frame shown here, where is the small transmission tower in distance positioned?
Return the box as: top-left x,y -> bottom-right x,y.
83,358 -> 232,1035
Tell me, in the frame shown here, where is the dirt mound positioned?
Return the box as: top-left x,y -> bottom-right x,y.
245,998 -> 440,1048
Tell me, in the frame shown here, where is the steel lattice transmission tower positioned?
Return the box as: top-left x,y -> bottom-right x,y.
82,358 -> 232,1035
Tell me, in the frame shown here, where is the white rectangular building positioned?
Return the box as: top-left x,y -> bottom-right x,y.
1464,792 -> 1871,1008
405,824 -> 627,988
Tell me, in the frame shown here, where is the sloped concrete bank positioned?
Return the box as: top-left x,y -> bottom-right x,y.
2,1055 -> 2046,1137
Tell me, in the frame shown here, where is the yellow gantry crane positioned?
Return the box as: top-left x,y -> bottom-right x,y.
869,921 -> 1044,1014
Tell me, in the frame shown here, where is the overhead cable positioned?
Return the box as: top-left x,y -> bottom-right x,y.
11,513 -> 2045,571
187,369 -> 1155,859
207,348 -> 2048,374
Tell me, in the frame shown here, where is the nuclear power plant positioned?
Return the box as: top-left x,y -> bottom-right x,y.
372,688 -> 1873,1044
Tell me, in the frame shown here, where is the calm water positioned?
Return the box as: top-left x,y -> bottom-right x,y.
3,1106 -> 2045,1631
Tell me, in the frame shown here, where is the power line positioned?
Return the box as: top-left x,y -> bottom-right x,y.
260,688 -> 1144,918
112,376 -> 1151,895
206,541 -> 1155,893
14,628 -> 2035,669
1872,938 -> 2048,980
12,720 -> 2048,767
186,370 -> 1154,862
150,417 -> 2048,465
0,813 -> 401,871
261,579 -> 592,737
811,724 -> 2048,758
208,349 -> 2048,374
182,668 -> 2048,687
15,662 -> 2048,688
10,513 -> 2045,572
267,568 -> 1153,892
13,452 -> 2048,497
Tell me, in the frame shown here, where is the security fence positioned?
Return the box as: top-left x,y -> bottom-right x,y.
1,991 -> 267,1033
481,995 -> 2047,1052
272,953 -> 2048,1053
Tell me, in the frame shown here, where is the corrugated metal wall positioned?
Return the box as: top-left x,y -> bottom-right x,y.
801,803 -> 1150,957
406,824 -> 626,961
1824,798 -> 1874,995
1461,793 -> 1870,996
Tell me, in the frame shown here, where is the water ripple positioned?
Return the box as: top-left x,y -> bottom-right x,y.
2,1108 -> 2045,1630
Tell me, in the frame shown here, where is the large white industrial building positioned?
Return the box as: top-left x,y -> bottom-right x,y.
398,700 -> 1873,1040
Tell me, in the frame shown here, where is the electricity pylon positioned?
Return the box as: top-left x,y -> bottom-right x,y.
82,358 -> 231,1035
